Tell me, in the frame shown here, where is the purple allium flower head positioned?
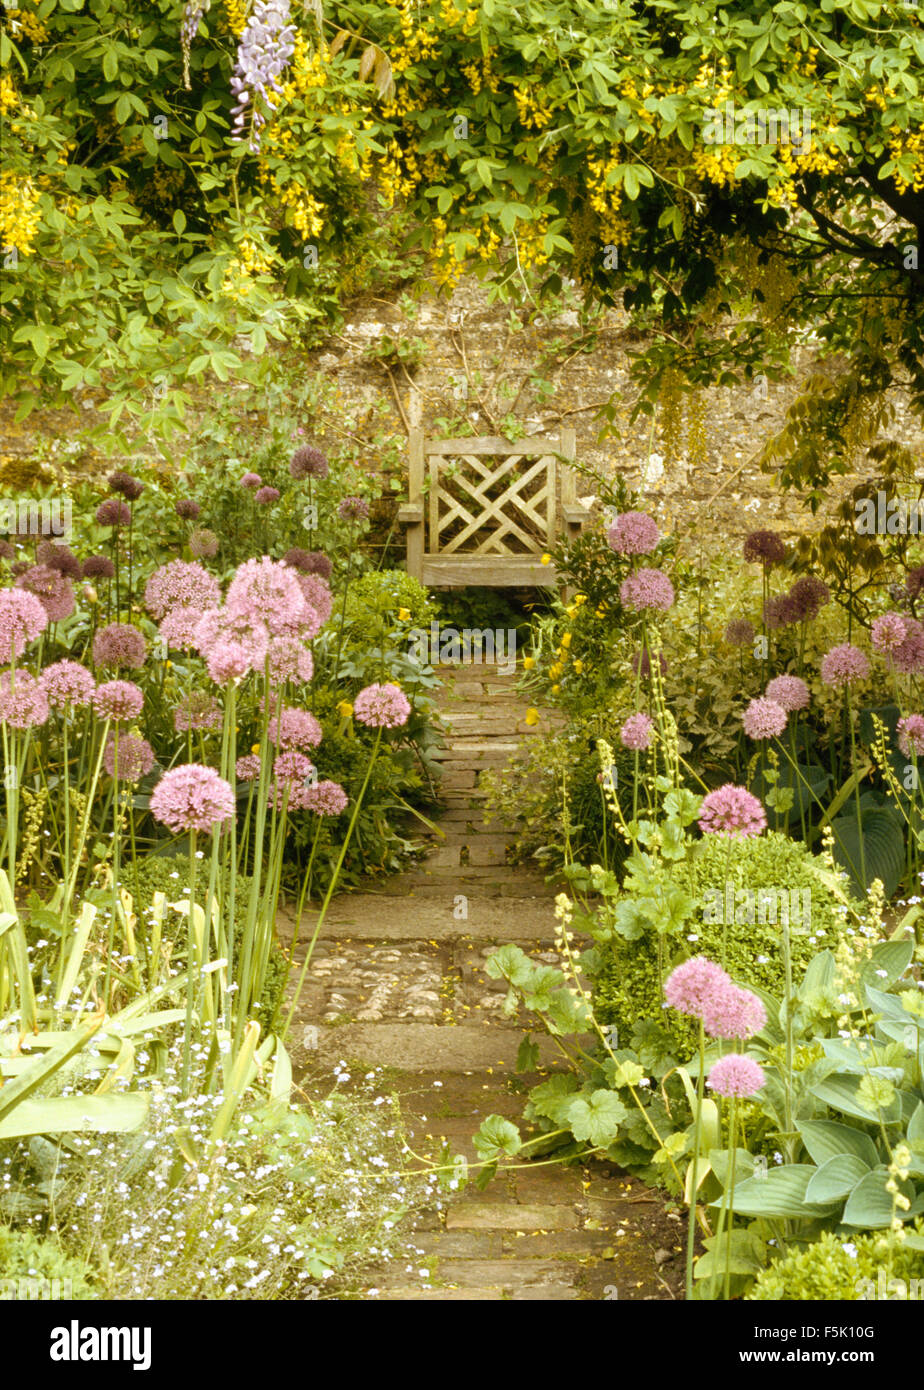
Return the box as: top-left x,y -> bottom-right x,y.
0,670 -> 49,729
619,712 -> 654,751
8,562 -> 28,578
619,567 -> 675,613
707,1054 -> 766,1098
0,587 -> 48,660
897,715 -> 924,758
743,529 -> 786,569
103,733 -> 155,783
92,622 -> 147,671
871,612 -> 908,654
189,528 -> 219,559
906,565 -> 924,602
149,763 -> 236,834
889,617 -> 924,675
107,470 -> 144,501
763,594 -> 799,630
300,551 -> 332,579
40,660 -> 95,710
631,648 -> 667,679
227,557 -> 313,637
241,472 -> 263,490
294,572 -> 332,627
268,705 -> 323,751
354,682 -> 411,729
765,674 -> 810,712
820,643 -> 870,688
337,495 -> 370,523
701,985 -> 767,1040
175,498 -> 201,521
174,692 -> 222,734
266,635 -> 315,686
290,445 -> 329,479
742,696 -> 787,740
93,680 -> 144,723
0,541 -> 14,562
787,575 -> 830,622
36,541 -> 82,579
254,486 -> 280,505
301,779 -> 348,816
96,498 -> 131,527
269,750 -> 317,811
282,548 -> 314,572
725,618 -> 755,648
14,565 -> 75,622
235,753 -> 261,781
82,555 -> 116,580
160,605 -> 214,650
698,784 -> 767,838
145,560 -> 222,620
606,511 -> 660,557
195,605 -> 269,679
663,956 -> 733,1018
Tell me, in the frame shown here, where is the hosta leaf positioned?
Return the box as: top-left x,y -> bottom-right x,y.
712,1165 -> 837,1219
842,1168 -> 919,1228
797,1118 -> 880,1170
805,1154 -> 872,1203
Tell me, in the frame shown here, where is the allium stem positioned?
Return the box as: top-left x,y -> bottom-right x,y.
685,1018 -> 706,1300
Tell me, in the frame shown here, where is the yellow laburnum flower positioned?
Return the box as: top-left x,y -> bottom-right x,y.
522,656 -> 535,670
541,553 -> 551,565
550,683 -> 561,694
549,662 -> 563,679
573,660 -> 584,674
566,605 -> 577,619
561,632 -> 572,648
337,700 -> 354,718
524,707 -> 539,726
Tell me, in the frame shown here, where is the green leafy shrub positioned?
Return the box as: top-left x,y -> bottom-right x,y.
747,1227 -> 924,1301
595,832 -> 854,1057
0,1228 -> 96,1300
345,569 -> 436,627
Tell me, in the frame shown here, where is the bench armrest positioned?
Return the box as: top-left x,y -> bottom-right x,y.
562,503 -> 591,526
397,503 -> 424,524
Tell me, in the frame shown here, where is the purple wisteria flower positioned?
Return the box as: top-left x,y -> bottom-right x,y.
290,445 -> 329,480
897,715 -> 924,758
742,696 -> 787,740
619,712 -> 654,751
743,530 -> 786,569
93,680 -> 144,723
92,623 -> 147,671
353,682 -> 411,729
698,784 -> 767,838
724,618 -> 755,648
0,670 -> 49,729
229,0 -> 296,152
40,660 -> 95,710
150,764 -> 236,834
707,1054 -> 766,1098
0,587 -> 48,660
765,674 -> 810,712
104,734 -> 155,783
820,644 -> 870,688
619,567 -> 674,613
606,511 -> 659,557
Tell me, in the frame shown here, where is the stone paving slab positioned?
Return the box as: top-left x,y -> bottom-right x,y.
445,1203 -> 580,1232
313,1022 -> 562,1071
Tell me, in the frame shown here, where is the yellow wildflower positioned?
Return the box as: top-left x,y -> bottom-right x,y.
522,656 -> 535,670
337,700 -> 354,718
524,708 -> 539,726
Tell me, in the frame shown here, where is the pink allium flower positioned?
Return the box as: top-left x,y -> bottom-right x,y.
620,712 -> 654,751
872,612 -> 909,655
294,572 -> 333,627
194,606 -> 269,682
36,542 -> 81,579
226,557 -> 313,637
235,754 -> 261,781
337,495 -> 369,522
92,622 -> 146,671
763,595 -> 799,630
606,511 -> 660,556
207,640 -> 255,684
820,643 -> 870,688
707,1054 -> 766,1098
93,680 -> 144,723
266,635 -> 315,686
254,486 -> 280,505
241,472 -> 263,489
175,498 -> 201,520
619,567 -> 675,613
160,605 -> 214,650
725,619 -> 755,648
270,751 -> 316,811
149,764 -> 235,834
701,985 -> 767,1040
743,530 -> 786,569
788,575 -> 830,621
96,498 -> 131,527
174,693 -> 222,734
765,675 -> 810,712
144,561 -> 221,621
40,660 -> 96,710
82,555 -> 115,580
0,670 -> 49,728
742,696 -> 787,740
103,734 -> 155,783
269,706 -> 323,751
301,779 -> 348,816
663,956 -> 733,1018
0,587 -> 49,659
189,529 -> 219,559
290,445 -> 328,480
889,618 -> 924,675
15,565 -> 75,622
698,784 -> 767,838
897,715 -> 924,758
354,682 -> 411,729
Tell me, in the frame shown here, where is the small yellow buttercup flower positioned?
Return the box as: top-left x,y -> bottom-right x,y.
524,707 -> 539,726
251,743 -> 260,755
550,683 -> 561,694
560,632 -> 572,648
397,607 -> 411,621
337,700 -> 354,718
574,593 -> 587,606
549,662 -> 563,679
573,660 -> 583,674
522,655 -> 535,670
541,553 -> 551,565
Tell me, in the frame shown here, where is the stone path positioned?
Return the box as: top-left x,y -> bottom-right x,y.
281,664 -> 683,1301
